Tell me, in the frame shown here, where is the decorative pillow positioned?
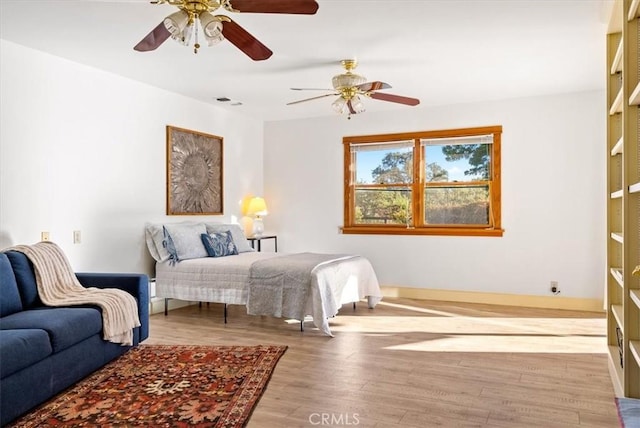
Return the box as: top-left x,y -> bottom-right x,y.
145,222 -> 169,262
162,223 -> 208,263
205,223 -> 254,253
201,231 -> 238,258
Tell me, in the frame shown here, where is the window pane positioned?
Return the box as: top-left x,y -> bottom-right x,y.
424,143 -> 491,182
355,187 -> 411,225
355,146 -> 413,184
425,186 -> 489,225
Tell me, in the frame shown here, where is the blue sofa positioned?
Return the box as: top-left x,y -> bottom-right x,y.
0,251 -> 149,426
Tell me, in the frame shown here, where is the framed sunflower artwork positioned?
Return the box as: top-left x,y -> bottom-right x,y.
166,126 -> 223,215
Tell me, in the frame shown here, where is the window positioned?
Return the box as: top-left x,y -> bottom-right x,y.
343,126 -> 503,237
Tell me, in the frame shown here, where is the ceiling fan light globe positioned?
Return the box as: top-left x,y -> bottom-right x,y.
176,23 -> 194,46
351,95 -> 366,113
199,12 -> 225,46
164,10 -> 189,38
331,97 -> 347,114
205,33 -> 225,46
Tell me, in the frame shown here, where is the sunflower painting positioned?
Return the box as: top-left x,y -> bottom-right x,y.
166,126 -> 223,215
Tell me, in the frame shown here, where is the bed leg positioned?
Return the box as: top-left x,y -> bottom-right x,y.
300,320 -> 304,332
164,298 -> 168,316
199,302 -> 202,308
224,304 -> 227,324
353,302 -> 356,311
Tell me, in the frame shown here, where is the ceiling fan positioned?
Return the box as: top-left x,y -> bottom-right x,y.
134,0 -> 319,60
287,59 -> 420,117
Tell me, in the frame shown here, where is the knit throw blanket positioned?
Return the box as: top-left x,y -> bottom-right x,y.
7,242 -> 140,346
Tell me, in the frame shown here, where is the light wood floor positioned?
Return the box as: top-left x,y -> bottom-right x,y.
146,298 -> 619,428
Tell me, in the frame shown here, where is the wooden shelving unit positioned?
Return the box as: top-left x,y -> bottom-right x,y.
606,0 -> 640,399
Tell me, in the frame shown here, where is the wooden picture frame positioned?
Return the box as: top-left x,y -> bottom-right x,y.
166,125 -> 223,215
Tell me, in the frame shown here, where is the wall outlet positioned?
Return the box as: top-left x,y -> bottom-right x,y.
550,281 -> 560,294
73,230 -> 81,244
41,231 -> 50,241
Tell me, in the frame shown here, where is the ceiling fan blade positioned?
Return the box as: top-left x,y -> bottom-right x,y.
357,81 -> 391,92
291,87 -> 334,91
229,0 -> 319,14
287,93 -> 337,105
221,19 -> 273,61
369,92 -> 420,106
133,21 -> 171,52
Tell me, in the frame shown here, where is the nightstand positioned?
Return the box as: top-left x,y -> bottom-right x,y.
247,234 -> 277,252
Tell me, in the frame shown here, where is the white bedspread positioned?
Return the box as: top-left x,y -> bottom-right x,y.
155,252 -> 382,336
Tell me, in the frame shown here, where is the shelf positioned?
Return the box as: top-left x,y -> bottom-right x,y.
630,0 -> 640,21
611,232 -> 624,243
629,181 -> 640,193
630,81 -> 640,106
611,136 -> 624,155
611,37 -> 624,74
611,189 -> 624,199
612,304 -> 624,330
611,267 -> 624,288
608,345 -> 624,397
631,290 -> 640,309
631,341 -> 640,369
611,88 -> 624,114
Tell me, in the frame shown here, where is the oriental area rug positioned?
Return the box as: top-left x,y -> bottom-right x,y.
10,345 -> 287,428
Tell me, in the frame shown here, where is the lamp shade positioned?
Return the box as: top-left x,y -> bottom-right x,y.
240,194 -> 254,216
247,197 -> 268,217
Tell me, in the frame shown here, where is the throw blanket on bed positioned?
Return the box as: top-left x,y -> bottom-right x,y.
6,242 -> 140,346
247,252 -> 356,321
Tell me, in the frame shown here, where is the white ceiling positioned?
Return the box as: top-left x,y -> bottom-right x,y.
0,0 -> 613,122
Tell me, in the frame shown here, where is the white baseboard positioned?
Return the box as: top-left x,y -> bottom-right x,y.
149,287 -> 604,315
380,286 -> 605,312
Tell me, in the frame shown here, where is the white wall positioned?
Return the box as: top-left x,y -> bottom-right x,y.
0,40 -> 264,276
0,39 -> 606,301
264,91 -> 606,299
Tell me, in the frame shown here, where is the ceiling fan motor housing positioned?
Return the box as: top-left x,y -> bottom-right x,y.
332,59 -> 365,100
332,73 -> 366,91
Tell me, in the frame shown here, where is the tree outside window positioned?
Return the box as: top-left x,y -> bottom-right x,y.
343,126 -> 503,237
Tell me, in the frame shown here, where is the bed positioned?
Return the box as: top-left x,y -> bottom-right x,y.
145,221 -> 382,336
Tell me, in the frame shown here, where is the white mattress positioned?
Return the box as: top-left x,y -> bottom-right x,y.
155,252 -> 382,336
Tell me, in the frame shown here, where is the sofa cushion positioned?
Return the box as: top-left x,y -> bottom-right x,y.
0,329 -> 52,378
0,254 -> 22,317
0,307 -> 102,353
5,251 -> 41,309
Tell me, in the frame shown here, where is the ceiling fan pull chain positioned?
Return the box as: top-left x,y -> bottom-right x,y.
194,15 -> 200,54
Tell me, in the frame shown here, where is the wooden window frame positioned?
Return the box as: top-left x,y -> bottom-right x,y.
342,125 -> 503,237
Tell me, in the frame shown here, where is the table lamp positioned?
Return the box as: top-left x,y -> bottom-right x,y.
247,197 -> 268,237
